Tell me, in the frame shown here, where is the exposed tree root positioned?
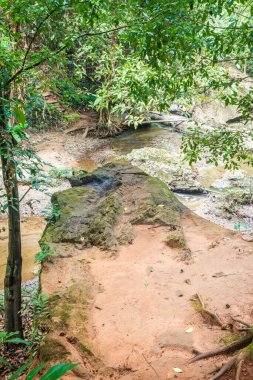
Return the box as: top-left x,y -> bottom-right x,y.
235,357 -> 244,380
192,293 -> 224,328
190,333 -> 253,363
190,334 -> 253,380
211,356 -> 237,380
231,317 -> 251,328
210,351 -> 247,380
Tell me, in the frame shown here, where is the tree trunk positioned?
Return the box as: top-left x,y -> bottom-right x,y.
0,94 -> 23,337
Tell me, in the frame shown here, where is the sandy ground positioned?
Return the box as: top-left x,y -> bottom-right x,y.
42,214 -> 253,380
87,217 -> 253,379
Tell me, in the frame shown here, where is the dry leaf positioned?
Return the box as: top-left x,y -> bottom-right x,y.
173,367 -> 183,373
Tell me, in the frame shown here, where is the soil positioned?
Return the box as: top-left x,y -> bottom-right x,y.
38,162 -> 253,380
41,214 -> 253,380
1,109 -> 253,379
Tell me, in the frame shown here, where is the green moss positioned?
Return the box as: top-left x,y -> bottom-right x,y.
87,194 -> 122,249
132,177 -> 183,228
64,113 -> 81,124
47,280 -> 91,333
40,337 -> 70,361
190,298 -> 202,313
42,188 -> 122,250
166,230 -> 186,249
221,333 -> 241,346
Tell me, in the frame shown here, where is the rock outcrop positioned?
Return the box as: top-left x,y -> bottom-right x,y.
42,163 -> 188,252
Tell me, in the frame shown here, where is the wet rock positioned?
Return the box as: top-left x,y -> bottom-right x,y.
123,148 -> 204,194
42,187 -> 121,250
69,172 -> 121,191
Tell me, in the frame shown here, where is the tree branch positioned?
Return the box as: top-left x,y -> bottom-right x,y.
4,23 -> 140,86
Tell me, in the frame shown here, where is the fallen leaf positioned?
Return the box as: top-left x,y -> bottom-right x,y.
173,367 -> 183,373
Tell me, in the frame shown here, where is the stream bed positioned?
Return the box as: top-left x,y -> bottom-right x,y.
74,123 -> 253,223
1,123 -> 252,289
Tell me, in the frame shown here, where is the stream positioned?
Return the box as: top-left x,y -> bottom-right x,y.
1,123 -> 252,289
75,123 -> 253,210
0,218 -> 45,289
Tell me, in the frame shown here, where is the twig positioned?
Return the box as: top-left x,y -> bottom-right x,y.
19,186 -> 32,203
142,353 -> 160,379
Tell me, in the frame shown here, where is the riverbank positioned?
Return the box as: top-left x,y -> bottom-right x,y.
1,121 -> 253,290
40,162 -> 253,380
15,124 -> 253,236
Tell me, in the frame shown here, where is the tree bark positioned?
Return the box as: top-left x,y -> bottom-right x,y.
0,91 -> 23,337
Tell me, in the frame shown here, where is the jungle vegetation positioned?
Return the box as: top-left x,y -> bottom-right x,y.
0,0 -> 253,377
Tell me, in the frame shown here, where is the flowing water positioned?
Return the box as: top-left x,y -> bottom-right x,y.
74,123 -> 253,215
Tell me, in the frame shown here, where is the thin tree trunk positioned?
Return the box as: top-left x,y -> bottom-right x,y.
0,92 -> 23,337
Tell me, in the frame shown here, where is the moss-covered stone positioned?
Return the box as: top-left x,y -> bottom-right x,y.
131,176 -> 184,228
166,230 -> 186,249
42,187 -> 122,250
117,223 -> 135,245
42,162 -> 187,251
124,147 -> 204,193
40,337 -> 70,361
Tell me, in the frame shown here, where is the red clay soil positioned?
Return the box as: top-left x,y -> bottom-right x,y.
41,212 -> 253,379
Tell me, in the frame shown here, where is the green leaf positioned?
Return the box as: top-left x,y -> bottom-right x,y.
25,362 -> 47,380
6,337 -> 29,345
9,360 -> 33,380
13,107 -> 26,124
40,363 -> 78,380
0,357 -> 12,368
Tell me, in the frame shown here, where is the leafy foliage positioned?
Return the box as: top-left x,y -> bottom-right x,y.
9,361 -> 78,380
35,244 -> 56,264
0,331 -> 28,345
182,124 -> 253,169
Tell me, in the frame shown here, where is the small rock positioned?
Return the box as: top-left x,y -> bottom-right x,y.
176,290 -> 183,297
241,234 -> 253,242
66,336 -> 77,344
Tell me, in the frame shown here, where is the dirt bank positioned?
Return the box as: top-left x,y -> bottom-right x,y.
41,164 -> 253,380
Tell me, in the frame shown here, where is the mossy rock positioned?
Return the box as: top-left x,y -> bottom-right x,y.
42,187 -> 122,250
132,176 -> 184,227
166,230 -> 186,249
40,337 -> 70,361
42,162 -> 187,251
124,148 -> 204,193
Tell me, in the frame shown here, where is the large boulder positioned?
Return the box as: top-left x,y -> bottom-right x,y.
42,163 -> 188,251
